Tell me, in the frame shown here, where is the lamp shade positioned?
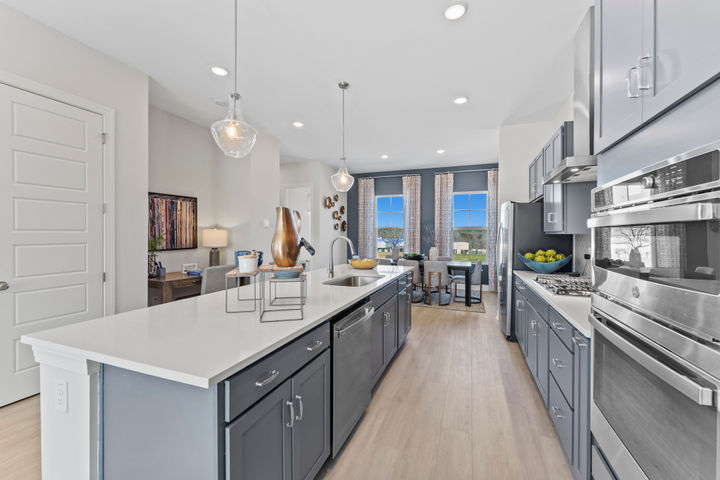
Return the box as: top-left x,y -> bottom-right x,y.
202,229 -> 228,248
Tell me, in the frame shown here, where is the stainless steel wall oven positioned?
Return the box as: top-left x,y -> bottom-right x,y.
588,141 -> 720,480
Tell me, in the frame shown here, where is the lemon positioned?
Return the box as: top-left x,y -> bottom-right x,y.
534,255 -> 546,263
535,249 -> 545,256
545,249 -> 556,257
546,256 -> 556,263
524,252 -> 535,260
556,253 -> 566,260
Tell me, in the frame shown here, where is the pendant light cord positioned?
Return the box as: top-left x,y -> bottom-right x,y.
233,0 -> 238,95
342,87 -> 345,158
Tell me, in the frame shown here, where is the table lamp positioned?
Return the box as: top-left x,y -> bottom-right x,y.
202,228 -> 228,267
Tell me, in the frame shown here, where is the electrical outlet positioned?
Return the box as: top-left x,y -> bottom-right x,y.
54,380 -> 68,413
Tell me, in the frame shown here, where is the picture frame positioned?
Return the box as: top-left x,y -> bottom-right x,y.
148,192 -> 198,251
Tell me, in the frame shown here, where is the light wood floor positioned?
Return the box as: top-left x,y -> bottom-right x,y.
0,294 -> 571,480
320,293 -> 573,480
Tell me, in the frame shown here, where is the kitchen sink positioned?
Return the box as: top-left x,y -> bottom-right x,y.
323,275 -> 382,287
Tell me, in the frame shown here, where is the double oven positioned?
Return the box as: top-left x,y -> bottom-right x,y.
588,141 -> 720,480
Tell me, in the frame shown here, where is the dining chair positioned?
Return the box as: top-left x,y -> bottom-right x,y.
376,258 -> 392,265
201,264 -> 236,295
423,260 -> 451,305
438,256 -> 452,261
397,259 -> 423,303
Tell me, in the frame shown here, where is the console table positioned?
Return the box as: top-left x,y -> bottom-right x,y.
148,272 -> 202,305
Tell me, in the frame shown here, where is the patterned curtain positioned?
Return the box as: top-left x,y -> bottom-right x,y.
402,175 -> 421,254
358,178 -> 377,259
434,173 -> 454,258
487,169 -> 499,291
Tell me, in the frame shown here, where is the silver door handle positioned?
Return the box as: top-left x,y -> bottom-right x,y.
551,406 -> 566,419
591,315 -> 715,406
255,370 -> 280,387
295,395 -> 304,421
306,340 -> 323,352
637,54 -> 653,91
552,358 -> 566,368
0,282 -> 8,292
571,336 -> 588,348
286,400 -> 295,428
551,322 -> 567,331
626,66 -> 640,98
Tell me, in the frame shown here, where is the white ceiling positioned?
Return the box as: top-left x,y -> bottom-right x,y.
2,0 -> 592,173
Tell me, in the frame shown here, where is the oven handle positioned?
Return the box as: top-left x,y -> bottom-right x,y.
588,203 -> 720,228
590,315 -> 715,407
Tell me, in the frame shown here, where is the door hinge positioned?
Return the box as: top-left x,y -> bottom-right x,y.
102,132 -> 107,144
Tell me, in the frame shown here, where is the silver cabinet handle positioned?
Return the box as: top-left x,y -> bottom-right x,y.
552,358 -> 566,368
0,281 -> 8,292
551,322 -> 566,331
547,212 -> 556,224
306,340 -> 323,352
551,406 -> 566,419
530,320 -> 538,335
626,66 -> 640,98
383,311 -> 390,327
637,54 -> 653,91
255,369 -> 280,387
571,336 -> 588,348
286,400 -> 295,428
516,300 -> 523,312
295,395 -> 304,421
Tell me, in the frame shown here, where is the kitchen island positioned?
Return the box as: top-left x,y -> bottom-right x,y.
22,264 -> 412,480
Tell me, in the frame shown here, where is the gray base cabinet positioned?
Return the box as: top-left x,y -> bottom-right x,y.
397,285 -> 411,346
370,277 -> 410,387
226,349 -> 331,480
513,276 -> 591,480
383,296 -> 398,365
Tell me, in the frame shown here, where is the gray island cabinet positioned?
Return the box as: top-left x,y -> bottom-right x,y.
513,274 -> 591,480
100,269 -> 413,480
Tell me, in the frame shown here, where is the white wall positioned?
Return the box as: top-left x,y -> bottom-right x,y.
215,132 -> 281,266
0,3 -> 149,313
280,161 -> 347,270
148,107 -> 218,272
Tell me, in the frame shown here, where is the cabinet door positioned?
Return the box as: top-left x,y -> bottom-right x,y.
383,296 -> 398,364
534,153 -> 544,200
513,289 -> 525,354
405,288 -> 412,335
526,304 -> 538,378
572,332 -> 591,480
529,162 -> 535,201
371,306 -> 385,382
536,317 -> 550,407
552,128 -> 563,168
226,379 -> 292,480
544,184 -> 564,233
291,349 -> 331,480
543,141 -> 554,177
642,0 -> 720,120
397,288 -> 408,346
595,0 -> 644,152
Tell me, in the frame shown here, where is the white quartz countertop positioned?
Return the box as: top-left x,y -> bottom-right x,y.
22,264 -> 410,389
513,270 -> 592,338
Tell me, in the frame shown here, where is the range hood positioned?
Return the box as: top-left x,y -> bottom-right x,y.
544,7 -> 596,185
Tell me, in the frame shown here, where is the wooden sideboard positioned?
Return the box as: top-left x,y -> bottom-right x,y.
148,272 -> 202,306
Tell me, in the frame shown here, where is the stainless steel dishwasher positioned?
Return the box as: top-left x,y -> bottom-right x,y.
332,300 -> 374,457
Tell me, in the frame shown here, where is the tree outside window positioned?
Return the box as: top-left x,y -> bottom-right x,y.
377,195 -> 404,258
453,192 -> 487,263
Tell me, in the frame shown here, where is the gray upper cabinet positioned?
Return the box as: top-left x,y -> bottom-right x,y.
543,182 -> 593,235
226,379 -> 293,480
642,0 -> 720,120
543,141 -> 554,177
291,350 -> 331,480
595,0 -> 720,152
529,153 -> 544,202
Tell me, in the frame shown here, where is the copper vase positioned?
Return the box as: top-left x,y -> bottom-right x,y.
271,207 -> 302,267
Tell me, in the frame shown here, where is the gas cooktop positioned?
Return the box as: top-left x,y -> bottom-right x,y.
534,274 -> 594,296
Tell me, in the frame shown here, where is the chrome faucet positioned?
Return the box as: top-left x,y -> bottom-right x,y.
329,236 -> 356,278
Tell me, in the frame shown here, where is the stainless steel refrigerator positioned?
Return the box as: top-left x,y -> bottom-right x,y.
496,201 -> 573,337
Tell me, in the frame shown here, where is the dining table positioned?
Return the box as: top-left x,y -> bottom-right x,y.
445,260 -> 476,307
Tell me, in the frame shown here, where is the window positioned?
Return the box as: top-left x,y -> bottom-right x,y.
453,192 -> 487,263
377,195 -> 404,258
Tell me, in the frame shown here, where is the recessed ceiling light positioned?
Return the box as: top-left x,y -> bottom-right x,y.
570,167 -> 580,172
380,154 -> 389,159
210,66 -> 229,77
436,149 -> 446,154
553,180 -> 560,184
444,3 -> 467,20
453,96 -> 469,105
292,121 -> 304,128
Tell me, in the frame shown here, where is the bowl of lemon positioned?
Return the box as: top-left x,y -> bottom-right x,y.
350,258 -> 378,270
517,249 -> 572,274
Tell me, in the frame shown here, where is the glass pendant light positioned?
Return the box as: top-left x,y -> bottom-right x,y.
211,0 -> 257,158
331,82 -> 355,192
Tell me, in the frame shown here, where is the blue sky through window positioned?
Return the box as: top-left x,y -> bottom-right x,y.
453,192 -> 488,227
377,195 -> 404,228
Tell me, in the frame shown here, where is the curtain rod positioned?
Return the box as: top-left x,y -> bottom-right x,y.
367,167 -> 497,180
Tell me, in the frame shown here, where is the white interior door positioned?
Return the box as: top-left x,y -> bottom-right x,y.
0,83 -> 104,406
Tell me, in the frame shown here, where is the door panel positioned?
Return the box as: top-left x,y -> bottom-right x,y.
595,0 -> 644,151
643,0 -> 720,120
292,350 -> 331,480
0,83 -> 104,406
226,380 -> 292,480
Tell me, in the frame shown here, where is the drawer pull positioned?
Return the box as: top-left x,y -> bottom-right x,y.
295,395 -> 304,421
383,311 -> 390,327
551,322 -> 567,331
286,400 -> 295,428
571,337 -> 588,348
530,320 -> 538,335
551,406 -> 566,419
255,369 -> 280,388
552,358 -> 566,368
306,340 -> 324,352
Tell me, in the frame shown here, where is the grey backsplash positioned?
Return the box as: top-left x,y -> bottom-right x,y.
573,234 -> 591,275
